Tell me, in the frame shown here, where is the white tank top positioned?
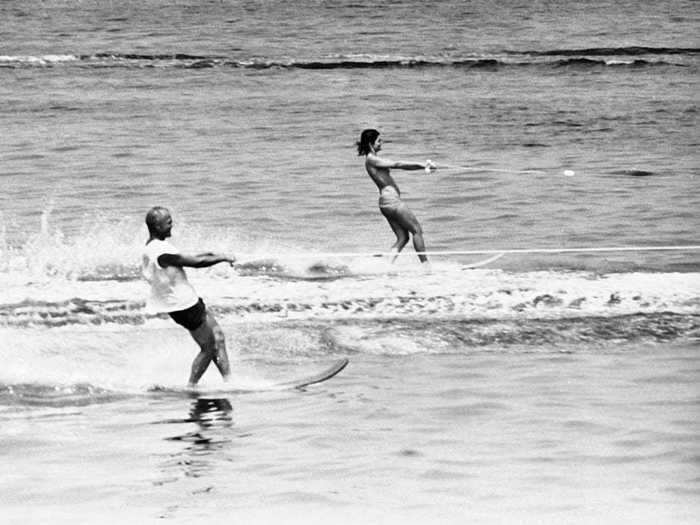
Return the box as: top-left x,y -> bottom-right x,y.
142,239 -> 199,313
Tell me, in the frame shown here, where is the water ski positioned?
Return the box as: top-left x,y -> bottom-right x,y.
273,357 -> 349,389
464,252 -> 504,268
149,358 -> 349,395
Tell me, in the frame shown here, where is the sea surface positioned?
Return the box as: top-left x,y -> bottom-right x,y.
1,1 -> 699,523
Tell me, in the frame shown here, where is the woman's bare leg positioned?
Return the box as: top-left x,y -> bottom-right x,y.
393,207 -> 428,263
381,209 -> 410,261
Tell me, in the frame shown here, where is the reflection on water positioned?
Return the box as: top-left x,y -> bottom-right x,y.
159,396 -> 235,481
168,397 -> 235,444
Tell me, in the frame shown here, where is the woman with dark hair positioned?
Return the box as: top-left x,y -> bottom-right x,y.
358,129 -> 436,264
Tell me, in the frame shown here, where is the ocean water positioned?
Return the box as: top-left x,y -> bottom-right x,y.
1,1 -> 699,523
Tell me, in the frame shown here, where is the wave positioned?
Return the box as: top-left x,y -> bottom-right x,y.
0,382 -> 125,407
1,212 -> 698,336
0,298 -> 145,328
0,50 -> 694,71
609,169 -> 657,177
514,46 -> 700,57
0,312 -> 696,408
327,313 -> 700,350
1,269 -> 698,329
552,58 -> 666,68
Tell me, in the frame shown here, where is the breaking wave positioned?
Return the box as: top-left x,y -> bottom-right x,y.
1,46 -> 696,70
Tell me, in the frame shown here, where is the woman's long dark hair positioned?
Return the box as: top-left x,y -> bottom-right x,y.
357,128 -> 380,155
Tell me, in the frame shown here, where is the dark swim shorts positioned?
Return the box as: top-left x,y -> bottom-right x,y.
169,298 -> 206,331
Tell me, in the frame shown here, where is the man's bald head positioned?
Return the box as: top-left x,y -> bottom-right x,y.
145,206 -> 172,238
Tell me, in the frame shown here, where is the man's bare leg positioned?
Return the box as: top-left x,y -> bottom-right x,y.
207,313 -> 231,379
187,313 -> 231,386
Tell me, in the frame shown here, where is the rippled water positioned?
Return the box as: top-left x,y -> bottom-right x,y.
2,346 -> 697,524
1,1 -> 698,523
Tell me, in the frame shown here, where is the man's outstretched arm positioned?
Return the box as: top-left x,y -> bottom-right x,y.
158,252 -> 235,268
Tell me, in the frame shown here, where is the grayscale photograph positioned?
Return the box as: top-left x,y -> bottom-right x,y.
1,1 -> 698,523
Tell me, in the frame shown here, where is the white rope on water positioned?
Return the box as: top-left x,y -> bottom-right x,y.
236,245 -> 700,260
435,163 -> 546,175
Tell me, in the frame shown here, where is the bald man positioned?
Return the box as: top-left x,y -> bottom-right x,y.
142,206 -> 236,387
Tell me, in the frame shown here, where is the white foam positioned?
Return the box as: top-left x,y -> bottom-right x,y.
0,54 -> 78,64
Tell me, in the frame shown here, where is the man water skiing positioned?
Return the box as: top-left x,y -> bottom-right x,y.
142,206 -> 235,387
